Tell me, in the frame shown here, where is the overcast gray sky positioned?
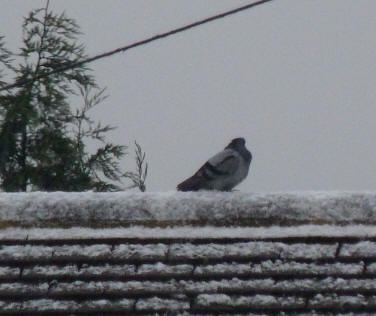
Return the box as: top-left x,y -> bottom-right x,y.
1,0 -> 376,192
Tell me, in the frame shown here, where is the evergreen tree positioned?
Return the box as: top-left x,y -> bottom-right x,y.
0,2 -> 134,191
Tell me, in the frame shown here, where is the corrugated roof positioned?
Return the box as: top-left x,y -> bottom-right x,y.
0,191 -> 375,315
1,235 -> 376,314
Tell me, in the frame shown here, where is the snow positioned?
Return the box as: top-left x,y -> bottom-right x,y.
366,263 -> 376,274
273,277 -> 376,292
0,301 -> 22,312
22,263 -> 136,278
102,280 -> 179,295
5,260 -> 366,284
18,299 -> 134,312
79,264 -> 135,277
340,241 -> 376,258
0,191 -> 375,242
308,294 -> 367,308
194,261 -> 364,276
252,260 -> 364,276
194,294 -> 306,309
195,293 -> 232,307
194,263 -> 251,276
23,264 -> 76,278
168,242 -> 337,261
22,299 -> 78,312
112,243 -> 168,260
0,242 -> 345,268
4,277 -> 376,300
137,263 -> 193,276
279,243 -> 338,260
0,191 -> 376,228
50,280 -> 104,295
135,296 -> 190,311
0,299 -> 135,312
1,224 -> 376,240
0,266 -> 19,279
52,244 -> 112,261
181,278 -> 275,294
0,282 -> 49,296
1,192 -> 376,315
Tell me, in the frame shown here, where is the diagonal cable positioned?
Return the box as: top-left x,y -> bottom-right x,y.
0,0 -> 275,92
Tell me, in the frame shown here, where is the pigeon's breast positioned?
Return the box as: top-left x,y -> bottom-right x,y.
228,154 -> 250,186
206,151 -> 250,191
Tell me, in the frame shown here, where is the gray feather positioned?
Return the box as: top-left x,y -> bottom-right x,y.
207,149 -> 239,175
177,138 -> 252,192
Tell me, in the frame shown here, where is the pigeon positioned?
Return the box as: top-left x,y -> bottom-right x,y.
177,137 -> 252,191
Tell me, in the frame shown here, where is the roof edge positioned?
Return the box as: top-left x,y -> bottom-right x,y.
0,191 -> 375,228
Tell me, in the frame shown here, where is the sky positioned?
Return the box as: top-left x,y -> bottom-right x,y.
1,0 -> 376,192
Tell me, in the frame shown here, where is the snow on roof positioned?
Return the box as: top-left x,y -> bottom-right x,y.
1,224 -> 376,241
0,191 -> 376,228
1,191 -> 376,314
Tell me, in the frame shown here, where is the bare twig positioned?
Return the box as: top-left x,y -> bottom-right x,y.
125,141 -> 148,192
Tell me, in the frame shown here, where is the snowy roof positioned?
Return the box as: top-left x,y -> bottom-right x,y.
1,191 -> 376,314
1,228 -> 376,314
0,190 -> 376,228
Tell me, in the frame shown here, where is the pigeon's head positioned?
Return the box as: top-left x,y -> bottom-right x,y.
227,137 -> 252,162
226,137 -> 246,150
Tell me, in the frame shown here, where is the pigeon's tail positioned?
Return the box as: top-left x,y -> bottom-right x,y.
177,175 -> 203,192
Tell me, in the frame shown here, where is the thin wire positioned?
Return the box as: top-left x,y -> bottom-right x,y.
0,0 -> 275,92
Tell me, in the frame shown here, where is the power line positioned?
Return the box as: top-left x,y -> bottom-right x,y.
0,0 -> 275,92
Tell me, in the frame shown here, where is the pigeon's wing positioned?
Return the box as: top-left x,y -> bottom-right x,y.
177,149 -> 239,191
204,149 -> 240,176
208,149 -> 240,175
